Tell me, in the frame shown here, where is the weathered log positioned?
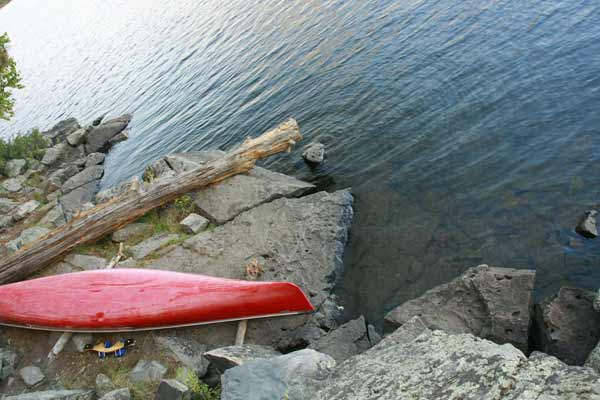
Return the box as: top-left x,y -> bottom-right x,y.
0,119 -> 302,284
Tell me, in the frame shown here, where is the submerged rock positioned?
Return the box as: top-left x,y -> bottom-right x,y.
221,349 -> 336,400
302,142 -> 325,165
532,286 -> 600,365
203,345 -> 280,372
384,264 -> 535,353
576,210 -> 598,238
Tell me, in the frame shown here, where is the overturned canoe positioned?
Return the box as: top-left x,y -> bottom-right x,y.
0,269 -> 314,332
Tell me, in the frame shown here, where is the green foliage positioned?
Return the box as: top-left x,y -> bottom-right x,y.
0,128 -> 48,176
174,195 -> 195,216
74,234 -> 120,259
104,365 -> 156,400
0,32 -> 23,120
175,367 -> 221,400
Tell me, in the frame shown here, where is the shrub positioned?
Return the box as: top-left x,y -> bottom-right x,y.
175,367 -> 221,400
0,32 -> 23,120
0,128 -> 48,176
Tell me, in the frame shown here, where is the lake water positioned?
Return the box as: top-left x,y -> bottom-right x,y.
1,0 -> 600,326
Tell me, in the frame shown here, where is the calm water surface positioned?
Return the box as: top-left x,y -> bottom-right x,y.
2,0 -> 600,326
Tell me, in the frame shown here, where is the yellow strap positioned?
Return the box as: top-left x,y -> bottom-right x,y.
91,342 -> 125,353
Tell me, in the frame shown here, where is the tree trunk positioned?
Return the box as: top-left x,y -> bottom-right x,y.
0,119 -> 302,284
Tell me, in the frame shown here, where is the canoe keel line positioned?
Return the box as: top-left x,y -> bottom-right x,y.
0,269 -> 314,332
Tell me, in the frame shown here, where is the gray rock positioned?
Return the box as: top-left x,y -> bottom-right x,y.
315,325 -> 600,400
62,165 -> 104,193
85,114 -> 132,153
111,223 -> 153,243
0,214 -> 14,229
7,226 -> 50,253
47,165 -> 80,193
308,316 -> 379,362
595,289 -> 600,312
384,264 -> 535,353
0,197 -> 19,213
60,180 -> 99,219
98,388 -> 130,400
41,143 -> 85,168
109,129 -> 129,145
302,142 -> 325,165
43,261 -> 77,275
42,117 -> 81,145
128,360 -> 167,383
585,341 -> 600,374
532,287 -> 600,365
5,159 -> 27,177
155,379 -> 190,400
92,115 -> 105,126
39,203 -> 67,228
63,254 -> 107,270
14,199 -> 41,220
179,213 -> 209,234
0,347 -> 18,381
2,178 -> 22,193
221,349 -> 335,400
146,151 -> 315,224
204,345 -> 281,372
71,333 -> 93,352
576,210 -> 598,238
84,152 -> 105,167
95,373 -> 114,397
19,365 -> 45,386
95,176 -> 142,204
4,390 -> 94,400
66,128 -> 87,146
129,233 -> 178,259
155,336 -> 209,377
142,158 -> 174,182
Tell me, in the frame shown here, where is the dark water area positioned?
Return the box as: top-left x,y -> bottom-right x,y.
1,0 -> 600,326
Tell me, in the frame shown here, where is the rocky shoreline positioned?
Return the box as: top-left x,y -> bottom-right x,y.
1,114 -> 600,399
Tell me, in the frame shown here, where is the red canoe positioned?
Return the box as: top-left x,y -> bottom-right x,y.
0,269 -> 314,332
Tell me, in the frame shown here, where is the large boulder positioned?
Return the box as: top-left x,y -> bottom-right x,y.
384,264 -> 535,353
60,180 -> 99,219
586,341 -> 600,374
221,349 -> 336,400
3,390 -> 94,400
308,316 -> 380,362
203,345 -> 280,372
41,143 -> 85,169
85,114 -> 132,153
41,117 -> 81,145
47,165 -> 80,193
61,165 -> 104,193
2,178 -> 23,193
5,159 -> 27,177
155,336 -> 209,377
532,287 -> 600,365
315,318 -> 600,400
145,151 -> 315,224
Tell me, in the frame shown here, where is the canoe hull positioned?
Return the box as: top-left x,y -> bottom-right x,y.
0,269 -> 314,332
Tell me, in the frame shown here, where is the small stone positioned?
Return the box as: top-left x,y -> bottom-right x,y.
129,233 -> 178,259
71,333 -> 93,352
95,373 -> 114,397
63,254 -> 107,270
155,379 -> 190,400
99,388 -> 131,400
2,178 -> 23,193
85,153 -> 105,168
7,226 -> 50,253
179,213 -> 209,234
111,223 -> 153,243
302,142 -> 325,165
66,128 -> 87,146
19,365 -> 45,386
14,200 -> 41,220
128,360 -> 167,383
5,159 -> 27,178
576,210 -> 598,238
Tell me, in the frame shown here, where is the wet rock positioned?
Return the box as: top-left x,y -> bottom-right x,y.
60,180 -> 99,219
39,203 -> 67,228
66,128 -> 87,147
315,325 -> 600,400
308,316 -> 379,362
221,349 -> 335,400
129,233 -> 178,259
179,213 -> 209,234
532,286 -> 600,365
2,178 -> 22,193
155,336 -> 209,377
111,223 -> 153,243
155,379 -> 190,400
95,176 -> 142,204
302,142 -> 325,165
14,199 -> 40,220
95,373 -> 114,397
84,152 -> 105,167
585,341 -> 600,374
42,117 -> 81,145
63,254 -> 107,270
4,390 -> 94,400
18,365 -> 45,386
0,347 -> 18,381
204,345 -> 280,372
85,114 -> 132,153
384,264 -> 535,353
71,333 -> 93,352
7,226 -> 50,253
576,210 -> 598,238
62,165 -> 104,193
98,388 -> 130,400
128,360 -> 167,383
5,159 -> 27,177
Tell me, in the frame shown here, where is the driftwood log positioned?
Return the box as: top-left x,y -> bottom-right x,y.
0,119 -> 302,284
